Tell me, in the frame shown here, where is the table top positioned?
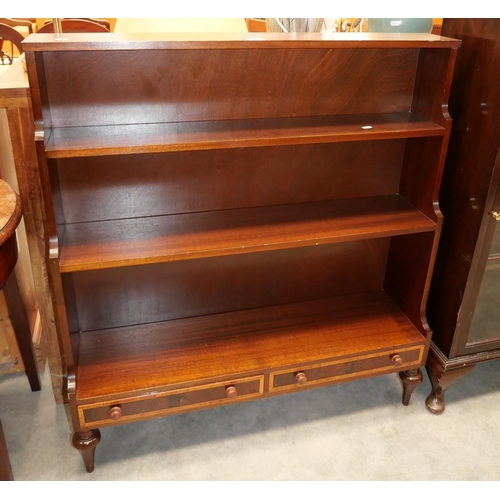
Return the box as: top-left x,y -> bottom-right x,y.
0,179 -> 21,245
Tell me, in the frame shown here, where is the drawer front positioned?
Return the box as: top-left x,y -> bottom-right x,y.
79,375 -> 264,427
270,346 -> 424,392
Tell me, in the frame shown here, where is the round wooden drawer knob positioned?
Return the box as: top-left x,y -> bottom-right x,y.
391,354 -> 403,367
110,405 -> 122,420
226,386 -> 238,399
295,371 -> 307,385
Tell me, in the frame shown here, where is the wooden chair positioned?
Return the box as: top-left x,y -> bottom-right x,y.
38,19 -> 110,34
0,23 -> 24,65
0,19 -> 34,34
245,18 -> 266,32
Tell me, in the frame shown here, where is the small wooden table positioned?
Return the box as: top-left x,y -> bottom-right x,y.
0,178 -> 41,480
0,178 -> 40,390
0,59 -> 62,403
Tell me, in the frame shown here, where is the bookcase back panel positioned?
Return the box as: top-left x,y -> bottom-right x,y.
65,239 -> 390,332
52,140 -> 404,224
42,48 -> 418,127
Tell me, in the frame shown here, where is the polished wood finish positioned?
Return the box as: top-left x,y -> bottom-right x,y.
22,32 -> 461,51
24,33 -> 459,470
52,141 -> 405,223
71,429 -> 100,473
270,347 -> 422,393
398,369 -> 423,406
75,291 -> 425,403
66,241 -> 389,332
0,179 -> 41,481
44,114 -> 444,158
39,48 -> 419,128
424,347 -> 476,414
0,61 -> 63,402
225,386 -> 238,399
0,180 -> 21,249
295,372 -> 307,386
58,195 -> 435,273
426,19 -> 500,412
0,235 -> 18,290
0,420 -> 13,480
391,354 -> 404,367
109,406 -> 122,421
80,376 -> 264,428
2,275 -> 41,391
0,179 -> 40,391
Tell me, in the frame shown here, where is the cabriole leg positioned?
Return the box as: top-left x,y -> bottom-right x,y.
425,355 -> 475,414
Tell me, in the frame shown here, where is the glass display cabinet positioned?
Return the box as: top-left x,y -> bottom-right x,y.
426,18 -> 500,413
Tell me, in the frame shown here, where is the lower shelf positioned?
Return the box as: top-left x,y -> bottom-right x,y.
75,290 -> 426,406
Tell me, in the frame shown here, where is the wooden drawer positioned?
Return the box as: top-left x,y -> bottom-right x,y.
270,346 -> 424,392
78,375 -> 264,427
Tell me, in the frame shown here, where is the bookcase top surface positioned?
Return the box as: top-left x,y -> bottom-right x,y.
22,31 -> 461,51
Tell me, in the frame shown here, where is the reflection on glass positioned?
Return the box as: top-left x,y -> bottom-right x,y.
468,267 -> 500,343
467,223 -> 500,342
468,221 -> 500,344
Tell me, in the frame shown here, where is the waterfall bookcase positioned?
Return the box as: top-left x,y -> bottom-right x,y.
23,32 -> 460,472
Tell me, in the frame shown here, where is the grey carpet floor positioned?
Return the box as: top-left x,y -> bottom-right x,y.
0,360 -> 499,480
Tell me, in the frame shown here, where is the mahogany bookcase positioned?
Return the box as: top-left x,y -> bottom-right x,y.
23,32 -> 459,471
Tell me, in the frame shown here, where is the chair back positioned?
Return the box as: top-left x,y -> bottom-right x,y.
0,22 -> 24,65
38,19 -> 110,33
0,18 -> 34,34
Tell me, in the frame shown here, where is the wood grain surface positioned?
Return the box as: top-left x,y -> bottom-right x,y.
22,32 -> 462,51
52,140 -> 405,223
21,34 -> 460,460
41,48 -> 419,128
0,180 -> 20,239
44,113 -> 444,157
58,195 -> 435,272
428,18 -> 500,358
75,290 -> 425,402
65,240 -> 390,332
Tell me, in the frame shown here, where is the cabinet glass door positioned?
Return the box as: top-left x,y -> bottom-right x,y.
467,222 -> 500,343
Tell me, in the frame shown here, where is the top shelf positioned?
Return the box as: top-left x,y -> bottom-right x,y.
45,112 -> 444,158
23,32 -> 462,51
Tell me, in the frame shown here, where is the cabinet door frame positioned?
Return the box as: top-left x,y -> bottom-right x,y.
452,148 -> 500,356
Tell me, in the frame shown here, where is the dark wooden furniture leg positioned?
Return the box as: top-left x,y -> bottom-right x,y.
0,179 -> 40,392
71,429 -> 101,473
398,368 -> 423,405
2,273 -> 41,392
0,419 -> 14,481
425,351 -> 476,414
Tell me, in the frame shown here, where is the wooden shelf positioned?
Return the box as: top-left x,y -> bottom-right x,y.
45,113 -> 445,158
75,290 -> 425,402
23,31 -> 462,52
58,195 -> 436,272
26,30 -> 459,470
